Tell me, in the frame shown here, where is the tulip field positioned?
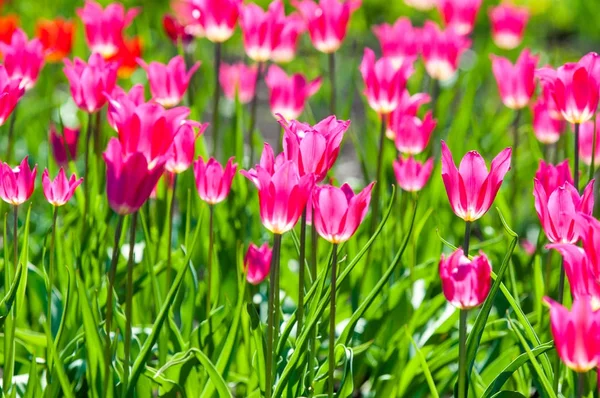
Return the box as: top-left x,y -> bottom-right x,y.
2,0 -> 600,396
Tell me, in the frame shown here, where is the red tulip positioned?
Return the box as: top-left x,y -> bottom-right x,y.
0,29 -> 44,91
64,53 -> 118,113
49,123 -> 79,167
441,141 -> 512,221
385,91 -> 431,140
393,156 -> 433,192
265,65 -> 321,120
0,157 -> 37,206
0,65 -> 24,126
77,0 -> 140,59
219,62 -> 258,104
439,248 -> 492,309
360,48 -> 413,115
42,168 -> 83,207
534,159 -> 573,196
579,119 -> 600,166
293,0 -> 361,54
544,296 -> 600,372
438,0 -> 482,36
271,10 -> 305,63
372,18 -> 420,70
0,15 -> 19,47
138,55 -> 200,108
404,0 -> 437,11
110,36 -> 142,79
392,111 -> 437,155
489,3 -> 529,50
170,0 -> 205,38
193,157 -> 237,205
162,14 -> 194,48
187,0 -> 241,43
245,243 -> 273,285
491,49 -> 538,110
532,99 -> 565,144
166,122 -> 207,174
35,18 -> 75,63
537,53 -> 600,124
421,21 -> 471,82
549,244 -> 600,309
241,158 -> 314,234
312,182 -> 374,243
240,0 -> 280,62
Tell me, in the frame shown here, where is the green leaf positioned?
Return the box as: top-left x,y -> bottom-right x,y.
0,262 -> 22,328
490,392 -> 528,398
406,328 -> 440,398
16,204 -> 32,314
194,349 -> 233,397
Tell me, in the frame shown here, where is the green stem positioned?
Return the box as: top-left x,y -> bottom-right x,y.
328,243 -> 338,398
589,116 -> 597,183
553,257 -> 566,394
369,114 -> 387,236
574,122 -> 580,191
6,106 -> 17,164
307,214 -> 318,390
297,211 -> 307,335
329,52 -> 336,115
122,212 -> 138,396
3,206 -> 18,393
47,206 -> 59,379
577,372 -> 585,398
458,309 -> 468,398
510,110 -> 521,204
212,42 -> 222,158
265,233 -> 282,398
207,205 -> 214,319
463,221 -> 472,256
248,62 -> 264,167
166,175 -> 177,287
82,112 -> 94,232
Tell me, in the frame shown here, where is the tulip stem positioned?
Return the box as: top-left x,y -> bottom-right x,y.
297,210 -> 307,334
82,113 -> 94,233
510,110 -> 521,204
463,221 -> 472,256
329,52 -> 336,115
248,62 -> 264,167
211,42 -> 222,158
328,243 -> 339,398
207,205 -> 214,319
266,233 -> 282,398
122,212 -> 138,396
369,114 -> 387,235
103,215 -> 125,395
458,309 -> 468,398
307,213 -> 318,389
166,175 -> 177,287
5,106 -> 17,164
577,372 -> 585,398
574,122 -> 580,191
46,206 -> 59,379
3,206 -> 18,393
589,117 -> 597,184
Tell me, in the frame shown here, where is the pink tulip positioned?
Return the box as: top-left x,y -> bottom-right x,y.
77,0 -> 140,58
193,157 -> 238,205
491,49 -> 538,110
533,180 -> 594,244
438,0 -> 482,36
393,156 -> 434,192
372,18 -> 420,70
170,0 -> 205,38
293,0 -> 361,54
106,84 -> 146,130
245,243 -> 273,285
0,65 -> 24,125
240,1 -> 278,62
265,65 -> 321,120
280,115 -> 349,182
489,3 -> 529,50
421,21 -> 471,82
49,123 -> 79,167
549,244 -> 600,309
138,55 -> 201,108
0,157 -> 37,206
271,11 -> 305,63
404,0 -> 437,11
360,48 -> 414,115
532,99 -> 565,144
241,158 -> 314,234
392,111 -> 437,155
439,248 -> 492,309
579,119 -> 600,166
42,168 -> 83,207
385,91 -> 431,140
64,53 -> 118,113
219,62 -> 258,104
537,53 -> 600,124
534,159 -> 573,196
441,141 -> 512,221
242,143 -> 286,184
166,122 -> 207,174
312,182 -> 374,243
0,29 -> 44,91
575,215 -> 600,282
162,14 -> 194,48
544,296 -> 600,372
104,138 -> 165,214
187,0 -> 241,43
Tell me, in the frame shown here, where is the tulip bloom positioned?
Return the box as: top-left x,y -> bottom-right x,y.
64,53 -> 118,113
438,0 -> 482,36
532,99 -> 565,145
372,18 -> 420,70
491,49 -> 538,110
393,156 -> 434,192
104,138 -> 165,215
138,56 -> 200,108
166,122 -> 207,174
240,1 -> 280,62
271,12 -> 305,63
392,112 -> 437,155
293,0 -> 361,53
219,62 -> 258,104
280,115 -> 349,182
537,53 -> 600,124
170,0 -> 205,38
544,296 -> 600,372
265,65 -> 321,120
49,124 -> 79,167
579,119 -> 600,166
489,3 -> 529,50
187,0 -> 241,43
245,243 -> 273,285
441,141 -> 512,221
0,29 -> 44,91
241,158 -> 314,234
385,91 -> 431,140
312,182 -> 374,243
193,157 -> 238,205
0,157 -> 37,206
35,18 -> 75,63
106,84 -> 146,130
0,65 -> 24,126
162,14 -> 194,48
77,0 -> 140,59
534,159 -> 573,195
404,0 -> 437,11
42,168 -> 83,207
534,180 -> 594,244
360,48 -> 413,115
421,21 -> 471,82
0,15 -> 19,46
549,244 -> 600,309
439,249 -> 492,309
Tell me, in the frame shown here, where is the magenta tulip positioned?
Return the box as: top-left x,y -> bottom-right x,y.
49,123 -> 79,167
438,0 -> 482,36
532,99 -> 565,145
166,122 -> 207,174
64,53 -> 118,113
549,244 -> 600,309
489,3 -> 529,50
0,157 -> 37,206
421,21 -> 471,82
534,159 -> 573,196
187,0 -> 241,43
491,49 -> 538,110
193,157 -> 238,205
271,10 -> 305,63
372,18 -> 419,70
240,1 -> 280,62
245,243 -> 273,285
385,91 -> 431,140
42,168 -> 83,207
265,65 -> 321,120
0,65 -> 24,126
219,62 -> 259,104
393,156 -> 434,192
392,111 -> 437,155
439,248 -> 492,309
0,29 -> 44,91
579,119 -> 600,166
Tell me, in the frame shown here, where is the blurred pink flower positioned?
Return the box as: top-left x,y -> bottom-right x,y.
138,55 -> 200,108
490,49 -> 538,110
0,157 -> 37,206
166,122 -> 207,174
439,248 -> 491,309
265,65 -> 321,120
385,91 -> 431,140
393,156 -> 433,192
532,99 -> 565,144
64,53 -> 118,113
245,243 -> 273,285
271,10 -> 305,63
49,123 -> 79,167
219,62 -> 258,104
421,21 -> 471,82
534,159 -> 573,195
579,119 -> 600,166
0,65 -> 24,125
489,3 -> 529,50
438,0 -> 482,36
187,0 -> 241,43
392,111 -> 437,155
42,168 -> 83,207
162,14 -> 194,48
372,18 -> 419,70
193,157 -> 237,205
549,244 -> 600,309
0,29 -> 44,90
